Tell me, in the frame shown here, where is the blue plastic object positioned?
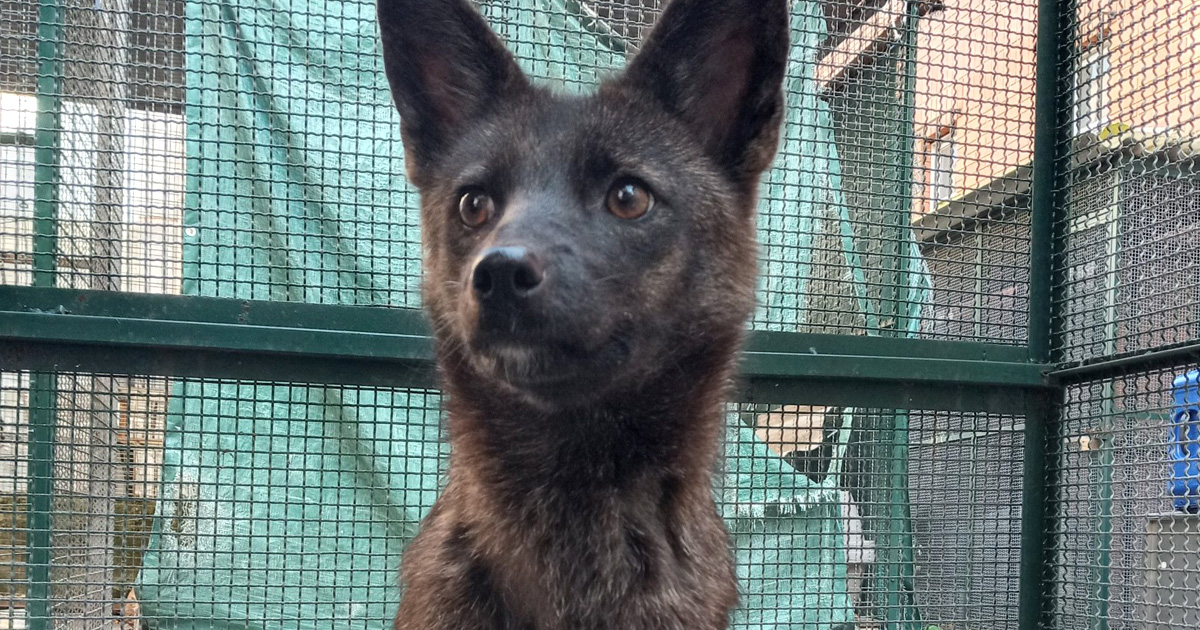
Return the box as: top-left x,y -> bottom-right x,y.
1169,370 -> 1200,513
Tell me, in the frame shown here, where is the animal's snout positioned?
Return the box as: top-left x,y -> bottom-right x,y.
471,246 -> 545,306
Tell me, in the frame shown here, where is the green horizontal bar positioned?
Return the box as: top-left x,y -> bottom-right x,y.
740,377 -> 1037,415
0,339 -> 439,391
0,286 -> 431,335
0,311 -> 431,361
3,287 -> 1033,362
0,288 -> 1052,412
1047,340 -> 1200,385
746,329 -> 1031,363
0,309 -> 1043,385
1,337 -> 1033,413
742,344 -> 1044,387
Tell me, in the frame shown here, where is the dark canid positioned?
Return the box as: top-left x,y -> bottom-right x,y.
377,0 -> 789,627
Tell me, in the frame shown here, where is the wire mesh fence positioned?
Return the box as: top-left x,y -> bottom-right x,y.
0,0 -> 1044,340
1055,0 -> 1200,366
0,370 -> 1030,630
1045,1 -> 1200,628
1052,364 -> 1200,630
0,372 -> 445,629
0,0 -> 1197,629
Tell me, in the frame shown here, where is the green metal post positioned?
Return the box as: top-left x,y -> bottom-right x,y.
881,4 -> 925,629
849,2 -> 929,626
1020,0 -> 1074,627
28,1 -> 64,628
889,0 -> 921,337
1026,0 -> 1072,363
1020,390 -> 1058,630
33,0 -> 62,286
26,375 -> 55,630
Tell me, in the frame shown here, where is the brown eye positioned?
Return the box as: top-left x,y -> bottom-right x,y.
606,179 -> 654,220
458,190 -> 495,228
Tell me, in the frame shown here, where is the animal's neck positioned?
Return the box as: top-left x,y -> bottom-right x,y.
444,353 -> 734,510
431,342 -> 744,626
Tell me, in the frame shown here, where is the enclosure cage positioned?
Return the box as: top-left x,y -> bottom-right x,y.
0,0 -> 1198,629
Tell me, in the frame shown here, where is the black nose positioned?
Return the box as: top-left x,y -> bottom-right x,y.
471,246 -> 544,304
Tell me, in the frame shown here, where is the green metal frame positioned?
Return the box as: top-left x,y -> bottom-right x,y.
0,3 -> 1061,627
1017,0 -> 1075,628
5,0 -> 1163,628
24,2 -> 64,628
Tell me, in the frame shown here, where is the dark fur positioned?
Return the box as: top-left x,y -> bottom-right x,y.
377,1 -> 789,628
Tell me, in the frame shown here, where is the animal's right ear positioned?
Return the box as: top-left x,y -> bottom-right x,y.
619,0 -> 789,194
377,0 -> 528,179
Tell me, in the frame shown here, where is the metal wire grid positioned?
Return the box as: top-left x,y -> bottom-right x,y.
0,372 -> 169,627
574,0 -> 662,43
0,0 -> 1040,342
1,0 -> 187,294
787,0 -> 1037,342
0,372 -> 449,629
0,0 -> 411,304
1053,0 -> 1200,365
1051,364 -> 1200,630
1045,10 -> 1200,617
855,408 -> 1025,630
919,209 -> 1032,343
0,370 -> 1030,630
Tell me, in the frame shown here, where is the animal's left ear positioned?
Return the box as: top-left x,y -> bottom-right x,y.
620,0 -> 789,189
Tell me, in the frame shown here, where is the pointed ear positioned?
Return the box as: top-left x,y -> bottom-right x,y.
621,0 -> 789,188
377,0 -> 529,178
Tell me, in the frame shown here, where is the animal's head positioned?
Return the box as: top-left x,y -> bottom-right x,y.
378,0 -> 789,410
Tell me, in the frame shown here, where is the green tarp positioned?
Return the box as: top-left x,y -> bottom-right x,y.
137,0 -> 911,627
